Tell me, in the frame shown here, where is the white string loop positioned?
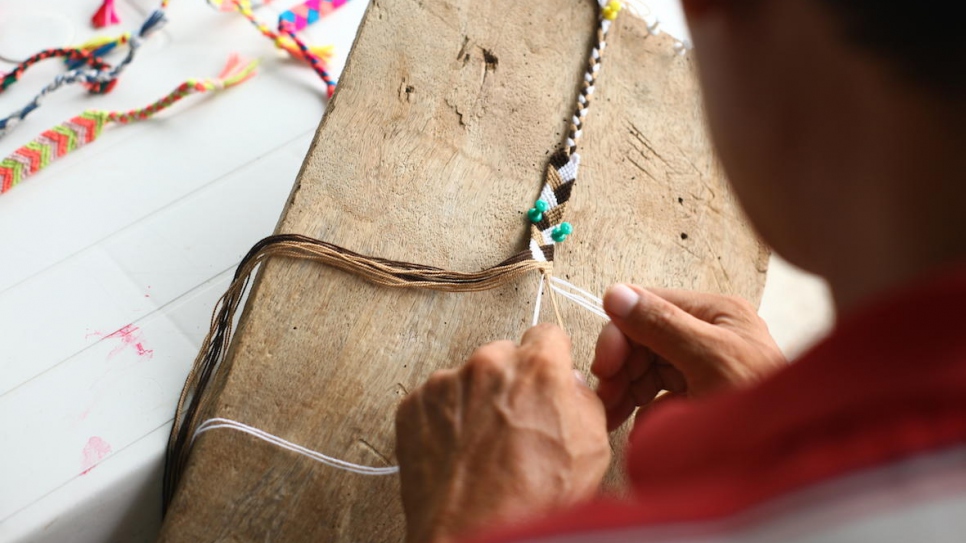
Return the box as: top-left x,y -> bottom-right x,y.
532,275 -> 609,324
192,418 -> 399,476
193,278 -> 606,478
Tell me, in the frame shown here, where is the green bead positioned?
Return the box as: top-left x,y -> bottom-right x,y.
551,222 -> 573,243
527,208 -> 543,223
535,200 -> 550,212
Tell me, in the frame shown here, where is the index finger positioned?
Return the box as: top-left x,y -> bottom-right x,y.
520,323 -> 573,370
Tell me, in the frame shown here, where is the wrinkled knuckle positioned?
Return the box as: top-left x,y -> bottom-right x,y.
643,304 -> 677,331
424,369 -> 454,390
531,322 -> 558,334
466,347 -> 510,377
752,312 -> 774,331
724,295 -> 756,316
525,349 -> 558,372
533,323 -> 569,342
471,340 -> 513,360
395,393 -> 418,424
557,330 -> 574,351
597,438 -> 614,462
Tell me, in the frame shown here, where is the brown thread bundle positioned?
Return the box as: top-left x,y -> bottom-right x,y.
163,233 -> 553,508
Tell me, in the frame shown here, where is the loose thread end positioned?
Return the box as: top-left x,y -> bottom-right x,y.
277,37 -> 335,65
77,33 -> 130,54
216,54 -> 260,87
309,44 -> 336,64
139,9 -> 168,38
532,270 -> 565,330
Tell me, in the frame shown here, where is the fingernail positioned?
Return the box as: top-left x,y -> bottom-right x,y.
604,284 -> 640,319
573,369 -> 588,386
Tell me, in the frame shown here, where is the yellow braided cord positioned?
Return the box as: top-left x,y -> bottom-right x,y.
105,57 -> 258,124
228,0 -> 333,62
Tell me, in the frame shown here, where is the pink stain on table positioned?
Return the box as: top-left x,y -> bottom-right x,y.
80,436 -> 112,475
102,324 -> 154,359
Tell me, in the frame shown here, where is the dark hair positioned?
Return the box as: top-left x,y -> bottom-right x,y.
819,1 -> 965,95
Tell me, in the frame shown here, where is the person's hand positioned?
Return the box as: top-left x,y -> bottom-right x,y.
395,324 -> 611,543
594,284 -> 786,430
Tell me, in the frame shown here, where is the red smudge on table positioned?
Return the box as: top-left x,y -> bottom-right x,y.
102,324 -> 154,359
80,436 -> 112,475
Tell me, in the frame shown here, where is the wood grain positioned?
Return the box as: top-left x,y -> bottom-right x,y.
158,0 -> 768,540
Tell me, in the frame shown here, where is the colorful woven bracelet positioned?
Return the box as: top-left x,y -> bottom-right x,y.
0,8 -> 168,139
278,0 -> 349,32
0,56 -> 258,195
1,47 -> 116,95
209,0 -> 336,97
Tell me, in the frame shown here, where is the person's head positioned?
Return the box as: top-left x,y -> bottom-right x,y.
682,0 -> 965,306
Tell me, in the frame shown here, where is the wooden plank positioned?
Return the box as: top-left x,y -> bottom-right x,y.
158,0 -> 768,540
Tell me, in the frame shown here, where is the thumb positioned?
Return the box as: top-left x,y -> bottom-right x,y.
603,284 -> 721,374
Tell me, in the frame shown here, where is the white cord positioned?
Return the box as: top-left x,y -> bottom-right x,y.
194,278 -> 609,475
192,418 -> 399,476
550,276 -> 604,306
552,286 -> 610,320
532,274 -> 547,326
532,275 -> 610,324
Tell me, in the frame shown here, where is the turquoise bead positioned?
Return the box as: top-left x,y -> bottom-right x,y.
528,200 -> 550,223
551,222 -> 573,242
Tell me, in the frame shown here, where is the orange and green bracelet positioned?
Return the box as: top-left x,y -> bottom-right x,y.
0,56 -> 258,195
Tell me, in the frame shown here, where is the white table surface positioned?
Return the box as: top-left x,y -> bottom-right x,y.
0,1 -> 832,541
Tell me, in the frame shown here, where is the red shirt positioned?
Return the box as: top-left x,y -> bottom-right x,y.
476,268 -> 966,542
